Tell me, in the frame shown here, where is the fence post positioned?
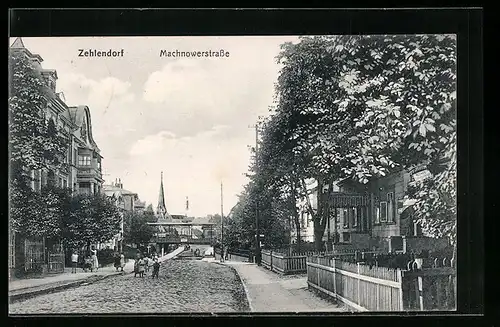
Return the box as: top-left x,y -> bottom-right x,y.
270,250 -> 273,272
332,257 -> 336,296
317,256 -> 320,289
417,275 -> 424,310
397,269 -> 404,311
357,262 -> 361,306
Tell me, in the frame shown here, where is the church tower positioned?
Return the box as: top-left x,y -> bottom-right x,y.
156,171 -> 171,220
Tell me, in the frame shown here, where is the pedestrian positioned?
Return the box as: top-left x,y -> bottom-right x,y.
71,250 -> 79,274
144,255 -> 150,274
134,257 -> 140,277
152,258 -> 160,279
113,252 -> 121,271
84,255 -> 93,272
120,252 -> 126,272
90,246 -> 99,271
138,255 -> 146,277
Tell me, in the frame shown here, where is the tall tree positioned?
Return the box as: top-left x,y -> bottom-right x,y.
123,211 -> 156,247
61,193 -> 122,251
250,35 -> 457,250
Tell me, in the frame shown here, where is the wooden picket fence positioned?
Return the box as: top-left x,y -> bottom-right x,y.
261,249 -> 358,275
306,255 -> 456,311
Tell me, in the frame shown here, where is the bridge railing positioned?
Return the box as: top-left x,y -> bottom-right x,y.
151,236 -> 213,245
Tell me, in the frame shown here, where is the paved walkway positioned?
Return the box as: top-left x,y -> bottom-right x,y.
9,247 -> 185,294
221,261 -> 347,312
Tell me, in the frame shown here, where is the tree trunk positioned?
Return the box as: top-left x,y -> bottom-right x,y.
314,219 -> 326,252
290,179 -> 301,253
313,177 -> 328,252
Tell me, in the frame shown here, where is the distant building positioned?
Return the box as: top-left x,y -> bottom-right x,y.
102,179 -> 140,251
134,200 -> 146,212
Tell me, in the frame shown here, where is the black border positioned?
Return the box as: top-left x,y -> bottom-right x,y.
7,8 -> 484,327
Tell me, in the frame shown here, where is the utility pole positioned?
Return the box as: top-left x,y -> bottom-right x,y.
254,124 -> 261,265
220,181 -> 224,262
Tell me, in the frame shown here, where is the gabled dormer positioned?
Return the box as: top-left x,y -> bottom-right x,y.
41,69 -> 58,92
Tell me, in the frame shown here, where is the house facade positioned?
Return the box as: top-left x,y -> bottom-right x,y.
9,38 -> 104,278
290,168 -> 450,254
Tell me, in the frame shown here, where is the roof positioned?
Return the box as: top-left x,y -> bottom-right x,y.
148,221 -> 215,226
10,37 -> 43,62
135,200 -> 146,208
191,217 -> 213,225
11,37 -> 25,49
67,105 -> 101,152
102,185 -> 137,197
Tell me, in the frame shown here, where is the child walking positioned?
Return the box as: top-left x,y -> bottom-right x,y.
152,258 -> 160,279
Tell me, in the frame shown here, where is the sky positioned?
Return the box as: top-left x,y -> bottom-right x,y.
16,36 -> 299,217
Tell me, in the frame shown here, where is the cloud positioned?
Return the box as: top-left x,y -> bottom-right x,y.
129,131 -> 177,156
58,73 -> 135,109
141,39 -> 286,129
125,125 -> 253,216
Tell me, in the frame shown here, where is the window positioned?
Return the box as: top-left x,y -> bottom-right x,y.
343,209 -> 349,228
352,207 -> 358,227
73,150 -> 77,165
342,232 -> 351,243
59,177 -> 63,187
78,155 -> 91,166
335,208 -> 340,225
380,201 -> 388,222
374,206 -> 380,224
387,192 -> 395,223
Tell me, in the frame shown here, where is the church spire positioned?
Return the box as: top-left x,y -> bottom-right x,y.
156,171 -> 169,219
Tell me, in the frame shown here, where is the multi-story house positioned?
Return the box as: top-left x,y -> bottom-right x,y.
9,38 -> 104,277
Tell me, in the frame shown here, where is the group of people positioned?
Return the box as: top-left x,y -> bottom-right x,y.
71,246 -> 99,273
113,252 -> 126,272
70,247 -> 161,278
134,252 -> 160,279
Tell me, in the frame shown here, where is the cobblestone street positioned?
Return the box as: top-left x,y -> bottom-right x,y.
9,259 -> 249,314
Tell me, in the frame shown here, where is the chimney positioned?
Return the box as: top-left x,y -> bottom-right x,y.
119,178 -> 122,188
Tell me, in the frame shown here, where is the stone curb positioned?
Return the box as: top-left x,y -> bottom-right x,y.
9,272 -> 123,303
213,261 -> 254,312
10,266 -> 147,302
9,248 -> 186,303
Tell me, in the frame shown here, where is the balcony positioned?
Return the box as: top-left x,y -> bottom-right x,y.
77,167 -> 103,182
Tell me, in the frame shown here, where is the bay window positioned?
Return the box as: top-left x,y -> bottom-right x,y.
78,154 -> 91,166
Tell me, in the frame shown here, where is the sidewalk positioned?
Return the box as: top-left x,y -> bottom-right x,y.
221,261 -> 347,312
9,247 -> 185,301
